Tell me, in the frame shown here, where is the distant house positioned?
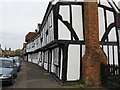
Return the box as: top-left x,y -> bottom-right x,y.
23,31 -> 39,60
4,47 -> 14,57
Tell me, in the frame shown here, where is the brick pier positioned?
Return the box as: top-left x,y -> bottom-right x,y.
82,1 -> 107,86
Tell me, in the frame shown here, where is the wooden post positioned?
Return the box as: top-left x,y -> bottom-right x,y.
116,13 -> 120,29
82,0 -> 107,86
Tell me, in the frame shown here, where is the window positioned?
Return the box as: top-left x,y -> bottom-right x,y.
32,41 -> 35,48
46,30 -> 48,36
53,48 -> 59,66
35,53 -> 37,59
44,51 -> 48,63
36,38 -> 38,45
49,15 -> 52,28
0,60 -> 13,68
39,52 -> 42,62
40,37 -> 43,42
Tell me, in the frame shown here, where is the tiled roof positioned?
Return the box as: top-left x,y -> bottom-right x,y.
25,32 -> 38,43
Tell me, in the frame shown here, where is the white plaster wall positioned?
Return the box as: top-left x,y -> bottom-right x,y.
38,52 -> 42,66
72,5 -> 83,40
40,10 -> 54,46
109,46 -> 118,65
53,48 -> 59,65
26,43 -> 30,53
25,10 -> 54,54
29,42 -> 32,52
26,45 -> 28,53
34,39 -> 36,51
59,6 -> 70,22
44,23 -> 47,45
51,10 -> 54,41
103,45 -> 118,65
98,8 -> 105,41
58,6 -> 71,40
38,62 -> 42,67
58,20 -> 71,40
51,48 -> 60,79
39,52 -> 44,67
100,0 -> 111,8
51,50 -> 54,73
24,56 -> 27,61
32,59 -> 36,64
106,11 -> 114,27
45,51 -> 48,63
108,27 -> 117,42
106,11 -> 117,42
114,46 -> 118,65
56,67 -> 60,77
109,46 -> 114,65
67,45 -> 80,81
42,29 -> 45,47
47,15 -> 50,44
30,41 -> 34,52
38,52 -> 42,67
103,46 -> 109,60
28,54 -> 31,62
35,38 -> 38,50
98,7 -> 118,65
44,51 -> 48,70
82,45 -> 85,57
60,49 -> 63,80
98,8 -> 117,42
58,5 -> 84,40
36,36 -> 40,49
44,63 -> 48,70
33,53 -> 39,64
38,36 -> 41,48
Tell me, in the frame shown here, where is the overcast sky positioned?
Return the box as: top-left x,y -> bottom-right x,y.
0,0 -> 119,50
0,0 -> 50,50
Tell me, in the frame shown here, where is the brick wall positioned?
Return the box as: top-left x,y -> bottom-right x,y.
82,1 -> 107,86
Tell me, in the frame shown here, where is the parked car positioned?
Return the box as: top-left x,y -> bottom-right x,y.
13,56 -> 21,72
0,57 -> 17,85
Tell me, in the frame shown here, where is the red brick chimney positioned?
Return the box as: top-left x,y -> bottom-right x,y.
82,0 -> 107,86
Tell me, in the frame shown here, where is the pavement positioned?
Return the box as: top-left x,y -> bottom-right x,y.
3,60 -> 62,88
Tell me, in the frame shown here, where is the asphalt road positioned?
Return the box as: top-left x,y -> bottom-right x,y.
2,60 -> 62,88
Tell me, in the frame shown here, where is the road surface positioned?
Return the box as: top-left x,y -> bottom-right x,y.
2,60 -> 62,88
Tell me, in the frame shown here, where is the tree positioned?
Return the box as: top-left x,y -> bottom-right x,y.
14,49 -> 22,56
0,53 -> 3,57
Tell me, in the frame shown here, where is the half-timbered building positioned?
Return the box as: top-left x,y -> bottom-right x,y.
23,0 -> 120,82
